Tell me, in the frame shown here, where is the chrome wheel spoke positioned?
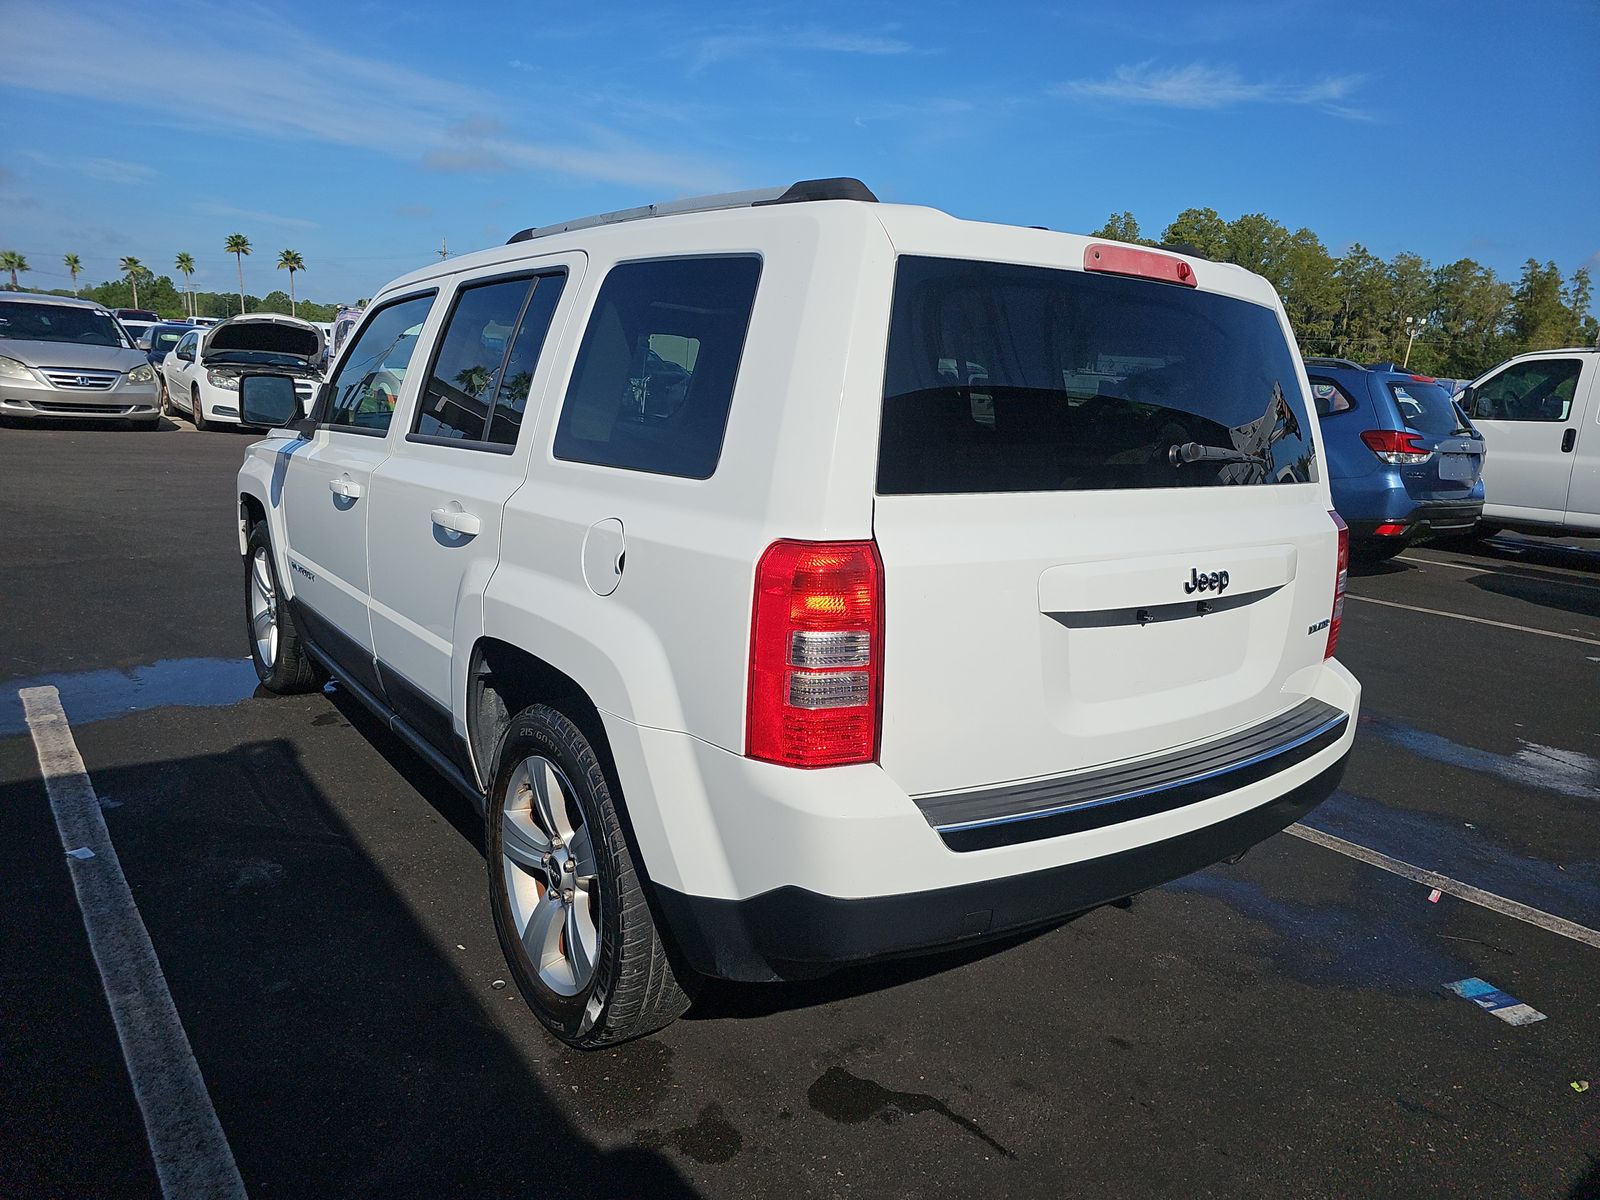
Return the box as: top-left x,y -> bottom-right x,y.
251,608 -> 273,638
522,891 -> 566,969
500,809 -> 552,876
251,552 -> 273,600
527,758 -> 570,843
567,824 -> 598,884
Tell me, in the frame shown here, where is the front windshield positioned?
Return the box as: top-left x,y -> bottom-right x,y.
0,303 -> 128,348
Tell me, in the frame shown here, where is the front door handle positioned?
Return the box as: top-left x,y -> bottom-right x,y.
431,506 -> 481,536
1562,428 -> 1577,453
329,477 -> 363,499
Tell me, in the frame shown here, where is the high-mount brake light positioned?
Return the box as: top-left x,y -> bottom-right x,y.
747,540 -> 884,767
1083,243 -> 1197,288
1327,511 -> 1348,660
1360,428 -> 1431,464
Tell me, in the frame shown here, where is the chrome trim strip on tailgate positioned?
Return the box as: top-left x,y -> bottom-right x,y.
916,698 -> 1348,852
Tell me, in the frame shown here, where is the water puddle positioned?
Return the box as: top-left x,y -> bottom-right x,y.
0,657 -> 262,737
1361,714 -> 1600,799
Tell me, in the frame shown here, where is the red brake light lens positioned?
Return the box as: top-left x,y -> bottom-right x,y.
1359,429 -> 1431,464
747,540 -> 883,767
1083,243 -> 1197,287
1327,510 -> 1348,660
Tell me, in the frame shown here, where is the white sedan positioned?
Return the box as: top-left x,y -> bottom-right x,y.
162,313 -> 324,429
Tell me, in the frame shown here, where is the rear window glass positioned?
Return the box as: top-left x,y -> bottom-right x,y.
878,257 -> 1317,495
1389,379 -> 1464,436
553,256 -> 761,479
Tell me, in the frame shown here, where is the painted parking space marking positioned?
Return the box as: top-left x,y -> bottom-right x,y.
1395,554 -> 1600,591
1444,977 -> 1546,1026
19,685 -> 247,1200
1345,594 -> 1600,647
1286,823 -> 1600,952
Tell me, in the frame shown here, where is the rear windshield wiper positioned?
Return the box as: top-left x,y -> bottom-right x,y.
1167,442 -> 1265,467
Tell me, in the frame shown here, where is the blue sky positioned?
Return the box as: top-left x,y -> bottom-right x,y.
4,0 -> 1596,306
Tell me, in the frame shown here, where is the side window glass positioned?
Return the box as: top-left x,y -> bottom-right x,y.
1308,377 -> 1354,417
487,275 -> 564,447
1472,360 -> 1581,423
414,272 -> 565,447
553,256 -> 762,479
324,294 -> 435,433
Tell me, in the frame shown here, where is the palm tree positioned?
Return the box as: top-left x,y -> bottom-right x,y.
63,253 -> 82,295
225,233 -> 251,313
1,250 -> 29,289
174,252 -> 196,318
276,249 -> 305,317
119,256 -> 145,308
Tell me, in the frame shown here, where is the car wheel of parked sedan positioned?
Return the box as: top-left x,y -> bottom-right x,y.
191,385 -> 207,431
159,378 -> 176,418
244,523 -> 320,693
486,704 -> 693,1049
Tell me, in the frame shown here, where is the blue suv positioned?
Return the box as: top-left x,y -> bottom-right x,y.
1306,358 -> 1485,560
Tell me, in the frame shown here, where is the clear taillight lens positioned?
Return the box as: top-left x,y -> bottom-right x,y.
747,540 -> 883,767
1327,510 -> 1348,659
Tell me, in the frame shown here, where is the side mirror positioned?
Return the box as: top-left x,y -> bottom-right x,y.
240,373 -> 302,429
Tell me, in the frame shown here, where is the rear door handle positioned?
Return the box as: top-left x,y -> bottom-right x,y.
431,506 -> 481,536
329,477 -> 363,498
1561,428 -> 1576,453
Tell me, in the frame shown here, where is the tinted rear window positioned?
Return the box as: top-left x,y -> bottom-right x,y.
1389,379 -> 1465,436
554,256 -> 761,479
878,257 -> 1317,495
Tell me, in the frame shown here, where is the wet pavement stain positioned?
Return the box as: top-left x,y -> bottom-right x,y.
0,656 -> 262,737
807,1066 -> 1015,1159
668,1103 -> 743,1165
1361,713 -> 1600,799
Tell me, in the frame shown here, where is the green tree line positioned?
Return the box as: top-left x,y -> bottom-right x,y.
1091,208 -> 1597,379
23,272 -> 342,324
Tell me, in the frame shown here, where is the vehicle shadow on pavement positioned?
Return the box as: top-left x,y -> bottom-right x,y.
1469,571 -> 1600,622
0,736 -> 701,1199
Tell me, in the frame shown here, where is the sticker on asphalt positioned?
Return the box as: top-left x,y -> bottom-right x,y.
1445,977 -> 1547,1026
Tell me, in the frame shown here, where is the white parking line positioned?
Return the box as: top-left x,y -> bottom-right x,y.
19,686 -> 247,1200
1287,823 -> 1600,951
1345,594 -> 1600,647
1395,554 -> 1600,590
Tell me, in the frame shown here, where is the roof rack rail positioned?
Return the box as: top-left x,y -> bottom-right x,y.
1304,355 -> 1365,370
507,177 -> 878,244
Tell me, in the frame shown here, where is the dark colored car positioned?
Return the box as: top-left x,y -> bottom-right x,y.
1306,357 -> 1485,559
141,322 -> 191,367
114,308 -> 161,324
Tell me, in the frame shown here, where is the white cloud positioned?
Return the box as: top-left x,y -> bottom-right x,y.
1054,62 -> 1364,116
192,202 -> 320,231
687,25 -> 913,71
2,1 -> 728,192
21,150 -> 158,184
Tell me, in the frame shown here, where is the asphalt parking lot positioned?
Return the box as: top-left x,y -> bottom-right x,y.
3,420 -> 1597,1199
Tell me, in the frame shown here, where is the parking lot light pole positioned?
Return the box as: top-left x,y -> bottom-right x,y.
1402,315 -> 1428,368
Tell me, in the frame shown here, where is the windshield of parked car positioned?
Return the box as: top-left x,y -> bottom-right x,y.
1388,378 -> 1468,436
878,257 -> 1317,494
0,303 -> 129,348
151,328 -> 186,352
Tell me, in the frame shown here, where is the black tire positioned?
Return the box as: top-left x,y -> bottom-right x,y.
159,378 -> 176,418
191,385 -> 207,430
486,704 -> 692,1048
244,523 -> 320,693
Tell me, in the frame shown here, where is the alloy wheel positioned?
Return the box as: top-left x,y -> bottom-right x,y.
499,755 -> 601,997
248,547 -> 278,667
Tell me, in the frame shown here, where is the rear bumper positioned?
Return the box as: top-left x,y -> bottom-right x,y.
656,752 -> 1347,981
1347,499 -> 1483,541
605,662 -> 1360,982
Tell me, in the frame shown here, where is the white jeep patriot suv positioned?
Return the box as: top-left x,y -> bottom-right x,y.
235,178 -> 1360,1048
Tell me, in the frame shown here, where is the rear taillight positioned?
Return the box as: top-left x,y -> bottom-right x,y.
1360,428 -> 1431,464
747,540 -> 883,767
1327,510 -> 1348,660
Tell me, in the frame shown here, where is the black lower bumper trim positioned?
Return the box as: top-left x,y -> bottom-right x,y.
656,752 -> 1348,983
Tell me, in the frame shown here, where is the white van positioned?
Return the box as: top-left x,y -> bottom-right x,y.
234,178 -> 1360,1046
1462,348 -> 1600,535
